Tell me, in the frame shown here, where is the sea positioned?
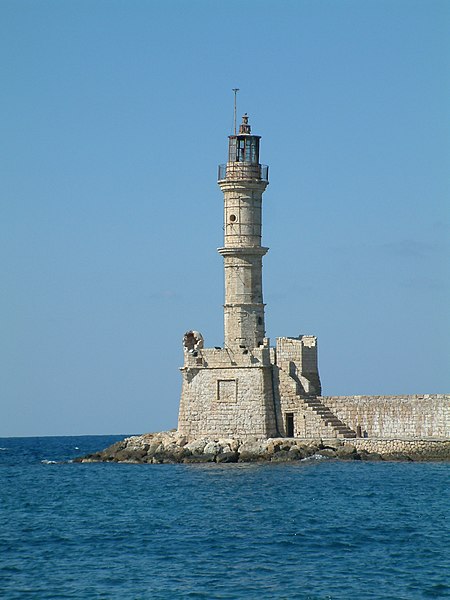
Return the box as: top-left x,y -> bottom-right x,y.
0,435 -> 449,599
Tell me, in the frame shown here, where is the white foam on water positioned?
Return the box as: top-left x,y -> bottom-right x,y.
301,454 -> 327,462
41,460 -> 58,465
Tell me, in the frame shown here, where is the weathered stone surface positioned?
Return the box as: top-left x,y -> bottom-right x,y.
221,438 -> 240,452
336,445 -> 358,459
287,447 -> 304,460
216,451 -> 239,463
271,448 -> 306,461
382,452 -> 413,462
321,440 -> 344,450
146,442 -> 162,457
293,445 -> 313,459
316,448 -> 337,459
113,448 -> 148,462
359,450 -> 383,461
342,438 -> 450,460
203,441 -> 222,455
238,440 -> 269,462
321,394 -> 450,439
185,439 -> 208,455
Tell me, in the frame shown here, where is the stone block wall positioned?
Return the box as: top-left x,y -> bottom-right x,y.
273,366 -> 337,438
178,342 -> 449,441
178,347 -> 278,440
338,438 -> 450,459
183,346 -> 273,370
320,394 -> 450,438
275,336 -> 321,395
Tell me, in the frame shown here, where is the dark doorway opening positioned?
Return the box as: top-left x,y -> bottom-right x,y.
285,413 -> 294,437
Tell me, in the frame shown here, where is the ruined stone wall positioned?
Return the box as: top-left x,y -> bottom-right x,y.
320,395 -> 450,438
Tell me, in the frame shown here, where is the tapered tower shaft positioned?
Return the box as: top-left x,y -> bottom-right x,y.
218,114 -> 269,351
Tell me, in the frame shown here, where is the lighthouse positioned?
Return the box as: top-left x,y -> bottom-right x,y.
178,112 -> 326,442
174,109 -> 443,445
218,114 -> 269,351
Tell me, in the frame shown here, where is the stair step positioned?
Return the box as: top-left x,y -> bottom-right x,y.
287,378 -> 357,437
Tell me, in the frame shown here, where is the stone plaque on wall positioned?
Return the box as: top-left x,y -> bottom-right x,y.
217,379 -> 237,403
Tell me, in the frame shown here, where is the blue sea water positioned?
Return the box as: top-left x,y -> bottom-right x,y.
0,436 -> 449,599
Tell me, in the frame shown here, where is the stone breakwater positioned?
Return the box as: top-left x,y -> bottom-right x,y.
74,431 -> 450,464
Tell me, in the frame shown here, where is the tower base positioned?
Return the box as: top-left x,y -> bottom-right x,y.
178,335 -> 327,441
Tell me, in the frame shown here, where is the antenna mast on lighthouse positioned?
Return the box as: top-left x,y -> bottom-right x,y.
232,88 -> 239,135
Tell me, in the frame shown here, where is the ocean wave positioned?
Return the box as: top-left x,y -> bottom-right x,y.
301,453 -> 327,461
41,460 -> 58,465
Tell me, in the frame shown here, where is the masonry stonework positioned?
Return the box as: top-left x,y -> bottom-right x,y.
177,115 -> 450,442
321,395 -> 449,438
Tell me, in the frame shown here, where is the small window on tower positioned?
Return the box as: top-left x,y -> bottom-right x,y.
245,142 -> 252,162
237,139 -> 245,161
228,138 -> 237,162
229,214 -> 237,222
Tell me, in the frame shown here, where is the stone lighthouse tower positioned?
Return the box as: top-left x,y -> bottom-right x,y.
218,113 -> 269,352
178,113 -> 327,442
178,114 -> 278,440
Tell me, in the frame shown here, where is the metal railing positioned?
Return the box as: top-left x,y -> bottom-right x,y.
218,163 -> 269,182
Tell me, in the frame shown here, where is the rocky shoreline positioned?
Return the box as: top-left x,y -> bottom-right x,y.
74,431 -> 450,464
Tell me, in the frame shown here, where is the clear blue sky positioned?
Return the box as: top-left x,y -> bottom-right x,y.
1,0 -> 449,437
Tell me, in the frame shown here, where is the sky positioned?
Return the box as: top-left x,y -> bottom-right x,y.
1,0 -> 449,437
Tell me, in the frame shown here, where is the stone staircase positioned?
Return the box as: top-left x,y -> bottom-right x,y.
279,369 -> 356,438
303,396 -> 356,438
276,365 -> 357,439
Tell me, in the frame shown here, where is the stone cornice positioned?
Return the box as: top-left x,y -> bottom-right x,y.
217,246 -> 269,257
218,180 -> 268,192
